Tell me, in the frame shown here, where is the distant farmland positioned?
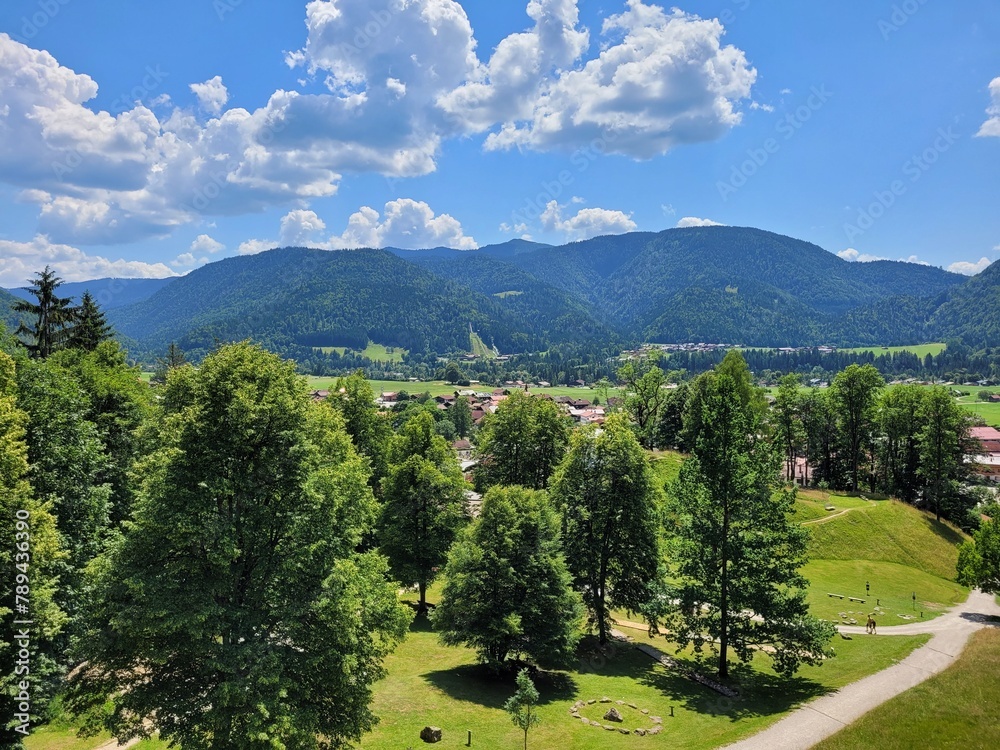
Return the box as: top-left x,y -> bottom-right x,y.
312,343 -> 407,362
841,343 -> 947,358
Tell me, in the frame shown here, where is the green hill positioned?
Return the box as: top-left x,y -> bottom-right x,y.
929,257 -> 1000,346
95,226 -> 999,360
806,499 -> 966,581
442,226 -> 965,347
0,287 -> 25,335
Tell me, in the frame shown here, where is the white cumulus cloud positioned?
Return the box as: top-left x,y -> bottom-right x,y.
0,235 -> 176,287
240,200 -> 477,254
189,75 -> 229,116
541,200 -> 636,241
475,2 -> 756,158
676,216 -> 724,228
0,3 -> 758,247
280,209 -> 328,246
976,77 -> 1000,138
190,234 -> 224,254
329,199 -> 477,249
948,257 -> 992,276
838,248 -> 930,265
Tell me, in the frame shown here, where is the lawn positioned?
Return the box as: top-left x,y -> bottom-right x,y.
814,627 -> 1000,750
802,559 -> 967,623
806,499 -> 967,581
312,342 -> 408,362
840,343 -> 946,357
791,490 -> 873,524
24,721 -> 168,750
952,390 -> 1000,426
361,600 -> 929,750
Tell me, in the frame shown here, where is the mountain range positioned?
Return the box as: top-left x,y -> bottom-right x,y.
3,226 -> 998,361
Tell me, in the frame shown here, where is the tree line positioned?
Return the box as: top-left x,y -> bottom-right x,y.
625,353 -> 984,530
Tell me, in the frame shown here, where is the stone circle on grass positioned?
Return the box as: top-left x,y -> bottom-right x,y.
568,698 -> 664,736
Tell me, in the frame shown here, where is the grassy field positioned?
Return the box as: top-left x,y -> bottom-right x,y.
803,559 -> 966,623
806,499 -> 967,581
791,490 -> 873,524
649,450 -> 686,486
840,343 -> 947,357
359,592 -> 928,750
947,386 -> 1000,425
25,722 -> 167,750
814,627 -> 1000,750
312,342 -> 407,362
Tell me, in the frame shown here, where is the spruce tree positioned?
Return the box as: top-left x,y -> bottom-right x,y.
13,267 -> 78,358
67,292 -> 113,351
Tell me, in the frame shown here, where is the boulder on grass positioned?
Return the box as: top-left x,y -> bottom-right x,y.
603,707 -> 624,723
420,726 -> 442,743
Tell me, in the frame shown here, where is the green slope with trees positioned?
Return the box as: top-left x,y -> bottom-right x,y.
929,257 -> 1000,346
52,226 -> 1000,365
107,247 -> 616,363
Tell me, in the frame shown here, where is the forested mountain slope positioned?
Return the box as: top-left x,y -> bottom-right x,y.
108,247 -> 614,360
68,226 -> 996,358
929,259 -> 1000,346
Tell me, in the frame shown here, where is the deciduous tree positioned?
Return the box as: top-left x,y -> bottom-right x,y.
68,343 -> 410,749
830,364 -> 884,492
656,370 -> 833,679
917,386 -> 970,522
550,414 -> 661,644
772,374 -> 804,482
504,669 -> 541,750
475,391 -> 570,491
957,516 -> 1000,593
0,352 -> 66,745
433,486 -> 583,670
618,354 -> 667,448
328,371 -> 391,488
380,411 -> 467,612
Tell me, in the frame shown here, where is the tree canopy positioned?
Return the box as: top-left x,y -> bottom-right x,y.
655,363 -> 834,679
433,486 -> 583,670
475,391 -> 570,491
379,411 -> 467,612
68,343 -> 410,749
549,413 -> 662,644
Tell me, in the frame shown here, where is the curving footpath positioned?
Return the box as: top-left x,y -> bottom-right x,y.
721,589 -> 1000,750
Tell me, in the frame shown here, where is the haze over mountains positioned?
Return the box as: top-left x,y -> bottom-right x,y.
4,226 -> 999,361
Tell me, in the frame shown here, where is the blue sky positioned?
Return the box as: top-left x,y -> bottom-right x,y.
0,0 -> 998,286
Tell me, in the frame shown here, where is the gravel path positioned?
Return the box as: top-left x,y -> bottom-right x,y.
720,588 -> 1000,750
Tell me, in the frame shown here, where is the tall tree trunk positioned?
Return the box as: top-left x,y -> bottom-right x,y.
597,555 -> 609,645
719,508 -> 730,680
418,581 -> 427,613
